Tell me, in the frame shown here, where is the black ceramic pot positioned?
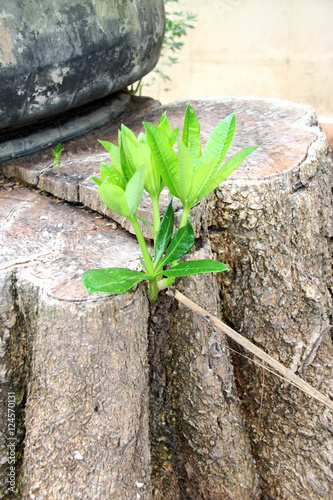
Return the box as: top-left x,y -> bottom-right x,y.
0,0 -> 165,131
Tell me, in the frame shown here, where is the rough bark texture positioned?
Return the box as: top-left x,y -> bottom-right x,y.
208,108 -> 333,499
149,241 -> 258,499
0,186 -> 151,499
1,96 -> 333,499
21,282 -> 151,500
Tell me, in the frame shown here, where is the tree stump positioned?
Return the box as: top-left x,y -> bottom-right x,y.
1,96 -> 332,499
0,188 -> 151,498
148,241 -> 258,499
189,97 -> 333,499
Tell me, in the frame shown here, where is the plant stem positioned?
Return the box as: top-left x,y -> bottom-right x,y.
131,215 -> 160,301
179,204 -> 191,228
161,204 -> 192,290
131,216 -> 155,276
148,278 -> 159,302
151,195 -> 161,239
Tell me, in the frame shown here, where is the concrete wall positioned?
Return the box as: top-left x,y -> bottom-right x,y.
143,0 -> 333,128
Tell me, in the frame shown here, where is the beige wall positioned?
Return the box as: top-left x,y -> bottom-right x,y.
142,0 -> 333,123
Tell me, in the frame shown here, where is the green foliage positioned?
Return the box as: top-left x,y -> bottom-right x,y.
50,143 -> 64,165
129,0 -> 197,96
81,268 -> 151,295
82,105 -> 259,302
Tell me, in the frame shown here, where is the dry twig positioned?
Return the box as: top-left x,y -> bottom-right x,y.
174,290 -> 333,411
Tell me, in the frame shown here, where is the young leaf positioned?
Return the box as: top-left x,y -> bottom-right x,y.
121,124 -> 139,145
119,135 -> 135,182
162,222 -> 195,266
138,132 -> 147,144
91,176 -> 102,186
158,111 -> 173,135
182,104 -> 201,167
158,112 -> 178,146
173,127 -> 180,141
215,113 -> 236,165
125,165 -> 146,215
138,142 -> 163,197
199,112 -> 236,166
82,268 -> 151,294
187,154 -> 219,206
144,122 -> 180,198
100,162 -> 126,189
98,139 -> 113,155
157,259 -> 229,277
50,143 -> 64,165
98,183 -> 130,218
177,138 -> 193,203
195,146 -> 259,203
195,113 -> 237,189
155,201 -> 174,263
121,124 -> 142,177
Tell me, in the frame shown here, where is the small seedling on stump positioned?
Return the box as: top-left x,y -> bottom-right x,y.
82,105 -> 258,302
50,143 -> 64,166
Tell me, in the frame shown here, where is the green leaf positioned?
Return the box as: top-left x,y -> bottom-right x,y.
158,259 -> 229,277
50,143 -> 64,165
100,163 -> 126,189
125,165 -> 146,215
138,132 -> 147,144
173,127 -> 180,141
91,176 -> 102,186
98,183 -> 130,218
109,144 -> 122,171
119,135 -> 135,182
155,201 -> 174,263
158,112 -> 178,146
199,112 -> 236,167
162,222 -> 195,266
98,139 -> 113,154
98,140 -> 122,172
158,111 -> 172,135
182,104 -> 201,168
177,138 -> 193,203
196,146 -> 259,203
187,155 -> 219,206
121,124 -> 141,176
195,113 -> 236,189
82,268 -> 151,294
216,113 -> 236,165
144,122 -> 180,198
138,142 -> 163,197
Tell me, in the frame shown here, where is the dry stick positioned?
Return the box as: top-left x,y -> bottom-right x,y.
174,290 -> 333,411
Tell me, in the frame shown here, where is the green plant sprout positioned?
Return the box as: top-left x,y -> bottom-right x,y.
50,143 -> 64,165
129,0 -> 197,96
81,105 -> 258,302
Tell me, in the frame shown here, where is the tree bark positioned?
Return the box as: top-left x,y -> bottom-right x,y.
207,106 -> 333,499
149,240 -> 258,499
0,187 -> 151,499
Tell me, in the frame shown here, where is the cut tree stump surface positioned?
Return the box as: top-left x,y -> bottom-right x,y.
1,95 -> 332,499
0,186 -> 152,499
2,95 -> 319,237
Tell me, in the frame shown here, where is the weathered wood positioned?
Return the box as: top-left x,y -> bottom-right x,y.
0,186 -> 151,499
149,241 -> 258,499
205,100 -> 333,499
